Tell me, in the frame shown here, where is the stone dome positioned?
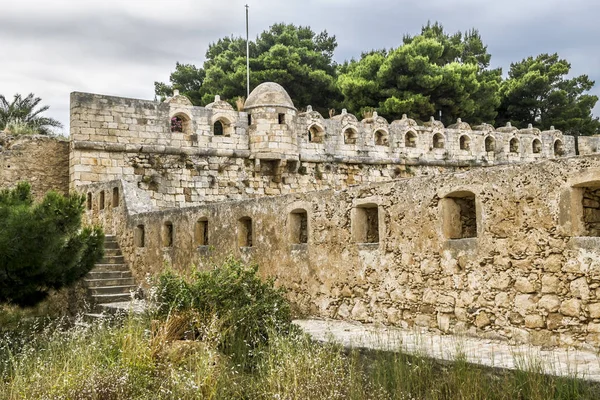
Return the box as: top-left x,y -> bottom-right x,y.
244,82 -> 296,111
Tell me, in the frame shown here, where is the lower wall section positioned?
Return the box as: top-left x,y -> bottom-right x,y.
0,134 -> 69,198
84,155 -> 600,349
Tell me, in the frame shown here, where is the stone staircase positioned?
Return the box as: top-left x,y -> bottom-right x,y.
84,234 -> 139,314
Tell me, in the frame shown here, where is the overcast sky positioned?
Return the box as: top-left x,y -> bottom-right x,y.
1,0 -> 599,134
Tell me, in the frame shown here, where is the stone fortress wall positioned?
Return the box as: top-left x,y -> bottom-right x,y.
70,82 -> 577,209
82,155 -> 600,349
0,133 -> 69,199
4,81 -> 600,350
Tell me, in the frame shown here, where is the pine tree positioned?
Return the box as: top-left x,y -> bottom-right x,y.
0,182 -> 104,307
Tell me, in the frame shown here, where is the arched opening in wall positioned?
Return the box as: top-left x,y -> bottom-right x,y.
374,130 -> 389,146
532,139 -> 542,154
195,218 -> 208,246
238,217 -> 253,247
112,187 -> 119,208
87,192 -> 92,210
509,138 -> 520,153
308,125 -> 324,143
343,128 -> 358,145
289,209 -> 308,244
405,131 -> 417,148
171,114 -> 191,135
485,136 -> 496,152
352,203 -> 379,244
99,191 -> 105,210
432,133 -> 445,149
554,139 -> 564,156
134,225 -> 145,248
459,135 -> 470,151
442,191 -> 477,239
213,120 -> 224,136
162,221 -> 173,248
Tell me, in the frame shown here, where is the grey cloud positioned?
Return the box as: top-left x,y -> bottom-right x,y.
0,0 -> 599,132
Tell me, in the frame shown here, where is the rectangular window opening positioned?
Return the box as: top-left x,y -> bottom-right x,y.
290,210 -> 308,244
163,222 -> 173,248
278,113 -> 285,125
135,225 -> 145,248
99,191 -> 105,210
353,205 -> 379,244
112,187 -> 119,208
195,219 -> 208,246
443,194 -> 477,239
87,192 -> 92,210
238,217 -> 253,247
582,187 -> 600,237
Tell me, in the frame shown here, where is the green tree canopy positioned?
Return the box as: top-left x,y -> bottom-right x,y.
337,22 -> 501,125
497,53 -> 600,135
0,183 -> 104,307
155,23 -> 341,114
0,93 -> 63,135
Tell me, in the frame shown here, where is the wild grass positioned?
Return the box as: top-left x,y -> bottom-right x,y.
1,312 -> 599,399
1,260 -> 600,399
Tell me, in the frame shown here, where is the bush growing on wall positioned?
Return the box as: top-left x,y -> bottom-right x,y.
0,182 -> 104,307
152,258 -> 292,358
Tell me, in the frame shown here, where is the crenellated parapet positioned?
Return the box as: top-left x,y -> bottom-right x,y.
69,82 -> 579,207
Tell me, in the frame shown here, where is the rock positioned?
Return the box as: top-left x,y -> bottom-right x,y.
588,323 -> 600,333
390,288 -> 403,302
488,273 -> 511,290
437,313 -> 451,333
546,313 -> 564,330
515,277 -> 536,293
514,294 -> 536,315
560,299 -> 581,317
336,303 -> 351,318
422,289 -> 437,305
495,292 -> 510,308
544,255 -> 563,272
538,295 -> 561,312
454,307 -> 468,321
570,277 -> 590,300
415,314 -> 432,327
351,301 -> 369,321
541,275 -> 559,294
510,327 -> 530,343
340,285 -> 353,298
589,303 -> 600,319
525,314 -> 545,329
475,312 -> 491,328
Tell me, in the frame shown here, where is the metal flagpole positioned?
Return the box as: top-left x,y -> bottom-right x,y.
246,4 -> 250,98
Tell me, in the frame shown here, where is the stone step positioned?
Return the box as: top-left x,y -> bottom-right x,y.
100,255 -> 125,264
103,248 -> 122,257
97,300 -> 147,315
89,285 -> 137,295
84,277 -> 135,287
86,270 -> 132,279
92,292 -> 134,304
103,241 -> 119,249
92,263 -> 129,272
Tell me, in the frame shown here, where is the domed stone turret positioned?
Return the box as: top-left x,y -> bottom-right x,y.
244,82 -> 296,111
245,82 -> 299,161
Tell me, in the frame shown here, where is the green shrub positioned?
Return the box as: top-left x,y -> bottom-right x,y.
152,258 -> 292,363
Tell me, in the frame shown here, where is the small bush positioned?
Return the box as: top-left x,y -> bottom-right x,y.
152,258 -> 292,363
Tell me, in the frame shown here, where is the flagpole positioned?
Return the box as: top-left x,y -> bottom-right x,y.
245,4 -> 250,98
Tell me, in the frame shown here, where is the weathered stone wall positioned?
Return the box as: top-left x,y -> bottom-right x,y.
0,133 -> 69,198
82,155 -> 600,349
70,91 -> 575,209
